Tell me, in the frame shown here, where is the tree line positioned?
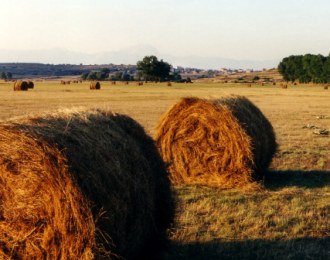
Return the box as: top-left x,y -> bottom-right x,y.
81,55 -> 191,83
278,54 -> 330,83
0,72 -> 12,80
81,68 -> 133,81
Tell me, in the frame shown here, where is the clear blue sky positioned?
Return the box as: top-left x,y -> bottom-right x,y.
1,0 -> 330,67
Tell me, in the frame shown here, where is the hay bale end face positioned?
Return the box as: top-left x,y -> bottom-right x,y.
0,109 -> 174,259
13,80 -> 29,91
155,95 -> 277,189
27,81 -> 34,89
90,81 -> 101,90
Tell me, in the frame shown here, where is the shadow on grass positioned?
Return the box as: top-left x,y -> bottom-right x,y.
264,170 -> 330,190
161,237 -> 330,260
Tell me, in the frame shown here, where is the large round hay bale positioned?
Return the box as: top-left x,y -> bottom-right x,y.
155,95 -> 277,189
90,81 -> 101,90
27,80 -> 34,89
13,80 -> 28,91
0,109 -> 174,259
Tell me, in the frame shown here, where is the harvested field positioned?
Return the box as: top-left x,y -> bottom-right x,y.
0,81 -> 329,259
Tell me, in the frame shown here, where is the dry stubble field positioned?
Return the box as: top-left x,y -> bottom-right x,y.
0,80 -> 329,259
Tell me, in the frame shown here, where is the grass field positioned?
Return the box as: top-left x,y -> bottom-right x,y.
0,80 -> 329,259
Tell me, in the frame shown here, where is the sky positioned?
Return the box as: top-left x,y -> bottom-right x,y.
1,0 -> 330,69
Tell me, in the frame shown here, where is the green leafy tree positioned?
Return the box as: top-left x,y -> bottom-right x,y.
136,55 -> 171,81
0,72 -> 7,80
278,54 -> 330,83
87,72 -> 97,80
81,73 -> 88,80
171,72 -> 182,82
110,72 -> 123,81
6,72 -> 12,79
322,55 -> 330,82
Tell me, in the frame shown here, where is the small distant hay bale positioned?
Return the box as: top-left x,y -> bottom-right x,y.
247,83 -> 252,87
13,80 -> 28,91
324,85 -> 328,90
27,80 -> 34,89
111,81 -> 116,85
137,82 -> 143,86
282,84 -> 288,89
66,81 -> 71,85
125,81 -> 129,85
90,81 -> 101,90
272,82 -> 276,86
155,95 -> 277,189
60,80 -> 66,85
167,82 -> 172,86
0,108 -> 174,259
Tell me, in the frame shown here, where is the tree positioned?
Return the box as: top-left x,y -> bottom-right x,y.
6,72 -> 12,79
81,73 -> 88,80
136,55 -> 171,82
86,72 -> 97,80
0,72 -> 7,80
171,72 -> 182,82
278,54 -> 330,83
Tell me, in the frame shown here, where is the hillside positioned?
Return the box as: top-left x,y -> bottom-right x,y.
196,68 -> 283,83
0,63 -> 136,79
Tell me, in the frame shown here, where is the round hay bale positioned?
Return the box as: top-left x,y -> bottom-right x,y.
27,81 -> 34,89
324,85 -> 328,90
60,80 -> 66,85
90,81 -> 101,90
13,80 -> 28,91
282,84 -> 288,89
155,95 -> 277,189
0,109 -> 174,259
167,82 -> 172,87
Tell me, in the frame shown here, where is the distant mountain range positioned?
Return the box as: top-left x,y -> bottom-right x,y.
0,46 -> 279,70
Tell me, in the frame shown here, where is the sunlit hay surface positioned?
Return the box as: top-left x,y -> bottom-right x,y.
0,108 -> 174,259
155,95 -> 277,189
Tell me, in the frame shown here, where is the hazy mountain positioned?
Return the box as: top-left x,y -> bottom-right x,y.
0,46 -> 278,70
